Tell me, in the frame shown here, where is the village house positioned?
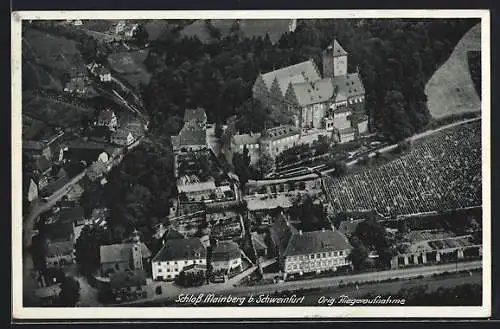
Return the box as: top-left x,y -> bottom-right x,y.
151,234 -> 207,281
99,235 -> 152,278
282,228 -> 353,279
211,240 -> 243,276
177,175 -> 218,203
252,39 -> 368,145
96,108 -> 118,131
259,125 -> 301,159
172,108 -> 208,152
111,129 -> 135,146
88,63 -> 112,82
42,218 -> 77,268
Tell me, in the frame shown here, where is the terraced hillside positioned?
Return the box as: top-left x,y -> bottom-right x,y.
425,23 -> 481,118
323,120 -> 481,218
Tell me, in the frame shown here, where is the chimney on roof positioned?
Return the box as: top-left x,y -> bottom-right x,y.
299,230 -> 303,235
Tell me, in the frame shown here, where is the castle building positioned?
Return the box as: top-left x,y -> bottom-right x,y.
252,39 -> 367,143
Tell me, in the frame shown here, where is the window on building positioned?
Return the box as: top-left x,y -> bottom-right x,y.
333,251 -> 338,257
327,252 -> 331,257
339,251 -> 344,256
166,268 -> 170,272
310,254 -> 315,259
322,253 -> 326,258
158,268 -> 162,273
316,253 -> 321,258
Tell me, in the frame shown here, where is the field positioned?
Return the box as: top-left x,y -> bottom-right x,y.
180,19 -> 293,44
22,60 -> 63,91
23,92 -> 95,128
425,23 -> 481,118
323,121 -> 481,218
22,28 -> 87,80
107,49 -> 152,88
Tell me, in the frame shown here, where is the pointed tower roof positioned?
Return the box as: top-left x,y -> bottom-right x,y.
330,39 -> 348,56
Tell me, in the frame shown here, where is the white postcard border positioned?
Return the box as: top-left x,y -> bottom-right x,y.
11,9 -> 491,319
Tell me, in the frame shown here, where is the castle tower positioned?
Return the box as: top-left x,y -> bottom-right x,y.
131,229 -> 143,271
322,39 -> 348,78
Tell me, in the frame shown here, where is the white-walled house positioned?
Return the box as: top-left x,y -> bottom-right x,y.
151,237 -> 207,281
211,240 -> 242,275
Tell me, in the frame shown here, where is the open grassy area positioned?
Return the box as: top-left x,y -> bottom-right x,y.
425,23 -> 481,118
107,49 -> 152,88
23,92 -> 95,128
22,28 -> 87,80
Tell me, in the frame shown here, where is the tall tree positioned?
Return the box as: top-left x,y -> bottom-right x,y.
58,276 -> 81,307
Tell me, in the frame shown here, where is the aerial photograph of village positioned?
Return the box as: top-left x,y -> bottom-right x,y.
19,17 -> 484,308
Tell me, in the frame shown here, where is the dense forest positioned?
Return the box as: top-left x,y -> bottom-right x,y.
141,18 -> 479,142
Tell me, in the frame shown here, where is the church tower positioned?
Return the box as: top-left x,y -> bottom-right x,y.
131,229 -> 143,271
322,39 -> 348,78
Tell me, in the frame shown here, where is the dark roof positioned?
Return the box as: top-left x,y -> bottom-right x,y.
152,238 -> 206,262
172,126 -> 206,148
269,214 -> 298,256
212,240 -> 241,262
184,108 -> 207,122
100,242 -> 152,264
284,229 -> 352,257
162,229 -> 185,241
44,220 -> 74,243
57,207 -> 85,222
65,147 -> 107,163
109,270 -> 147,290
324,39 -> 348,57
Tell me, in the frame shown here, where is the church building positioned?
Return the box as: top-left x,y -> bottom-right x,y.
252,39 -> 368,143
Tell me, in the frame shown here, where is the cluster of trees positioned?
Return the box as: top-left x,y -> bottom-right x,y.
289,195 -> 329,232
102,137 -> 176,242
348,217 -> 395,271
142,18 -> 478,142
75,225 -> 118,276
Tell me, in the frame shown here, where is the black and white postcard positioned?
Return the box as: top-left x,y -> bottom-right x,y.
11,9 -> 491,319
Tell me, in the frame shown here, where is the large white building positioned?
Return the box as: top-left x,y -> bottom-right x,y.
151,236 -> 207,281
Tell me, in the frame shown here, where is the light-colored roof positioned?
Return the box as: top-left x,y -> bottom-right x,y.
331,39 -> 348,56
261,125 -> 300,142
152,237 -> 206,262
231,133 -> 261,146
261,59 -> 321,95
291,78 -> 335,106
177,180 -> 216,194
100,242 -> 151,264
332,72 -> 365,101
